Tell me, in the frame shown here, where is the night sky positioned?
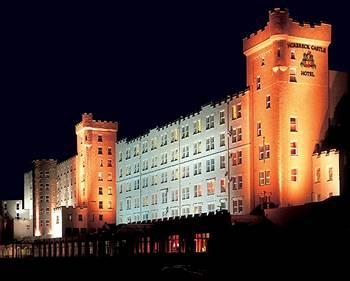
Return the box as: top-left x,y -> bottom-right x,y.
2,1 -> 349,199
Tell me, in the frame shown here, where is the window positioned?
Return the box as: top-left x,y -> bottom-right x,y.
182,166 -> 189,178
161,153 -> 168,164
182,187 -> 190,200
220,178 -> 226,193
220,133 -> 225,147
257,122 -> 262,136
193,120 -> 201,134
208,203 -> 215,213
265,144 -> 270,159
99,215 -> 103,221
237,127 -> 242,141
16,203 -> 20,210
99,187 -> 103,195
232,177 -> 237,190
108,201 -> 112,209
99,159 -> 103,167
194,205 -> 202,215
219,110 -> 225,124
315,168 -> 321,183
257,76 -> 261,90
291,50 -> 296,60
206,137 -> 214,151
290,141 -> 298,156
98,135 -> 103,142
237,151 -> 242,164
134,179 -> 140,190
206,159 -> 215,172
232,104 -> 242,120
220,155 -> 225,169
193,162 -> 202,175
142,196 -> 148,207
151,138 -> 157,150
266,95 -> 271,109
99,201 -> 103,209
171,190 -> 179,202
231,128 -> 237,143
107,159 -> 112,167
207,179 -> 215,195
291,169 -> 298,182
98,147 -> 103,155
108,186 -> 112,195
265,171 -> 270,185
182,207 -> 190,216
194,184 -> 202,197
261,57 -> 265,66
171,129 -> 178,142
290,67 -> 297,82
181,125 -> 189,139
290,117 -> 297,132
193,142 -> 201,155
328,167 -> 333,181
134,198 -> 140,208
171,149 -> 178,162
107,172 -> 112,181
151,194 -> 158,205
206,115 -> 214,130
182,146 -> 189,158
161,192 -> 167,204
232,199 -> 243,214
78,214 -> 83,221
277,48 -> 281,57
259,172 -> 265,186
142,142 -> 148,153
161,134 -> 168,146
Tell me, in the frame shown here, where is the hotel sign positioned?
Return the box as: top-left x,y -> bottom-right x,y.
287,42 -> 326,53
288,42 -> 324,77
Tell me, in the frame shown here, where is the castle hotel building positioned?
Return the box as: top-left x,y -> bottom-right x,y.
0,8 -> 348,238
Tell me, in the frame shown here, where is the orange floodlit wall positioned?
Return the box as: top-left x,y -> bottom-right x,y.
312,149 -> 340,202
75,113 -> 118,230
243,8 -> 332,207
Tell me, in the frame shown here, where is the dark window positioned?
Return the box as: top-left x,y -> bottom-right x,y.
98,135 -> 103,142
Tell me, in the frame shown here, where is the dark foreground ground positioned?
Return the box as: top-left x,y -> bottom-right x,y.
0,233 -> 349,280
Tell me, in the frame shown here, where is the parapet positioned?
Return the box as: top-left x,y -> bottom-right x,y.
243,8 -> 331,55
312,149 -> 339,158
75,112 -> 118,133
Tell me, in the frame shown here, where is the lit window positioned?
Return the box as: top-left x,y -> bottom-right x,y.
291,169 -> 298,182
220,178 -> 226,193
328,167 -> 333,181
259,172 -> 265,186
207,179 -> 215,195
194,184 -> 202,197
98,172 -> 103,181
265,171 -> 271,185
290,68 -> 297,82
206,115 -> 214,130
257,76 -> 261,90
108,186 -> 112,195
193,120 -> 202,134
266,95 -> 271,109
219,110 -> 225,124
107,173 -> 112,181
108,201 -> 112,209
232,104 -> 242,120
290,117 -> 297,132
290,141 -> 298,156
98,135 -> 103,142
257,122 -> 262,137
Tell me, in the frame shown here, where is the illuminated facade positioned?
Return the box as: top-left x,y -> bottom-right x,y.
1,8 -> 347,240
116,8 -> 347,223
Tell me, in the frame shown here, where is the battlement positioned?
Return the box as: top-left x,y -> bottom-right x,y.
75,112 -> 118,132
313,149 -> 339,158
243,8 -> 331,54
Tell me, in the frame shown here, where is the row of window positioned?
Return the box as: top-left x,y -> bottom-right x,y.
120,157 -> 226,191
98,186 -> 113,195
314,166 -> 334,183
97,147 -> 113,156
258,169 -> 300,184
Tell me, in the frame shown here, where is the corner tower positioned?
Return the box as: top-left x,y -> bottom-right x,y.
243,8 -> 331,207
75,113 -> 118,231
